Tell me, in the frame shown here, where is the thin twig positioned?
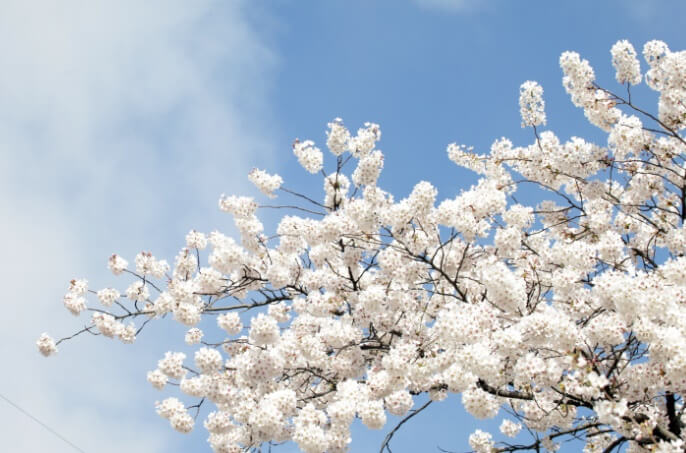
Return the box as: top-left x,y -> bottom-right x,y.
259,204 -> 326,216
379,400 -> 432,453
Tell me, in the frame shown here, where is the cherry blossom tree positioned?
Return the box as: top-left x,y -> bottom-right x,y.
39,39 -> 686,453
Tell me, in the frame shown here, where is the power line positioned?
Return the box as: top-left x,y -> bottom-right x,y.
0,391 -> 87,453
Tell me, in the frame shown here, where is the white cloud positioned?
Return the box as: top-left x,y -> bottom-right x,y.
0,0 -> 277,451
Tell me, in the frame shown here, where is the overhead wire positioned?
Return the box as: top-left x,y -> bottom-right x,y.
0,391 -> 87,453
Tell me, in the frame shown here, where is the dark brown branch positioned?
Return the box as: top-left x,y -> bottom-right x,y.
379,400 -> 432,453
477,379 -> 534,400
666,392 -> 682,437
601,436 -> 626,453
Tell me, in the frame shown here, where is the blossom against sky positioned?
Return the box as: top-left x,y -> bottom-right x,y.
2,1 -> 685,452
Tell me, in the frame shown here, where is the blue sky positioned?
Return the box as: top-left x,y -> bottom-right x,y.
2,1 -> 685,452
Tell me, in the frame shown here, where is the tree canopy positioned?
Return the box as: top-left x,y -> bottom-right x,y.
41,39 -> 686,453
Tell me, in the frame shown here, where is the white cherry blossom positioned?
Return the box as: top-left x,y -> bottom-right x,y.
40,39 -> 686,453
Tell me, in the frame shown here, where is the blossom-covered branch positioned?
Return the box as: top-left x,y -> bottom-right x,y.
40,40 -> 686,453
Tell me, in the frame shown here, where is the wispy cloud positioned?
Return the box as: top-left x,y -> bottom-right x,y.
0,1 -> 277,451
411,0 -> 478,12
619,0 -> 664,25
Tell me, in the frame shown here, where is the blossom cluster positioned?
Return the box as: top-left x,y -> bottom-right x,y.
40,40 -> 686,453
519,80 -> 546,127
